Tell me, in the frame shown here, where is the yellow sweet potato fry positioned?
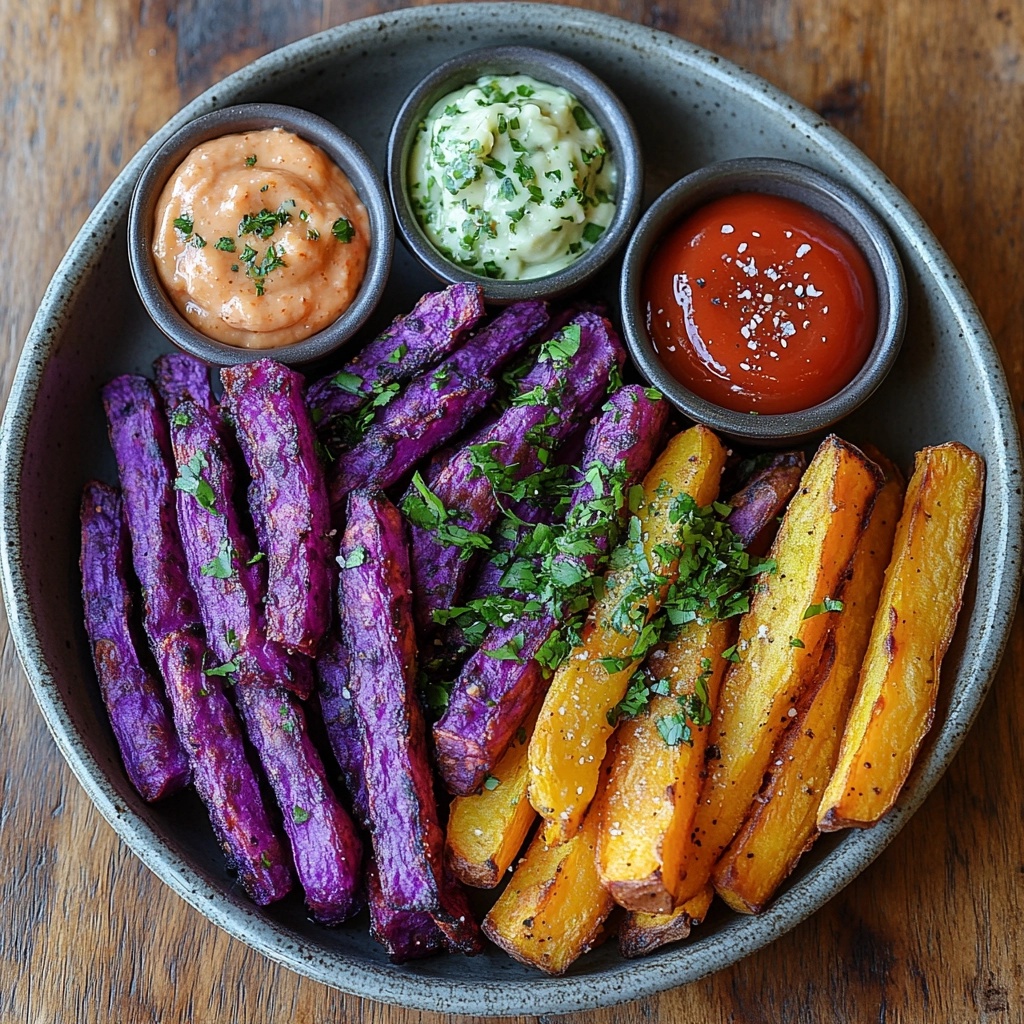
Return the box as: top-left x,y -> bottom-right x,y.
675,436 -> 882,903
817,442 -> 984,830
445,708 -> 538,888
529,426 -> 727,845
713,462 -> 904,913
482,809 -> 614,975
595,620 -> 733,913
618,884 -> 715,959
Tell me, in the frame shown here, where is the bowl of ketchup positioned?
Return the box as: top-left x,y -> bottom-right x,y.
620,158 -> 906,443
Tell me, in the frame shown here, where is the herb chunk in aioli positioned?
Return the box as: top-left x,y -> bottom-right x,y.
408,75 -> 616,280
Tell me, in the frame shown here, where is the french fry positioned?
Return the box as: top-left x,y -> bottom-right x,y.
618,884 -> 715,959
817,442 -> 984,830
675,436 -> 882,903
595,453 -> 805,912
482,808 -> 613,975
528,426 -> 728,845
446,708 -> 539,888
713,458 -> 904,912
595,621 -> 732,913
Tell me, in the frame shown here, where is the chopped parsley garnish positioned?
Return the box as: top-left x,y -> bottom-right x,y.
803,597 -> 844,619
539,323 -> 581,364
214,236 -> 236,252
204,658 -> 238,678
332,217 -> 355,243
174,451 -> 220,516
401,472 -> 491,559
572,105 -> 595,131
200,538 -> 235,579
582,222 -> 605,244
483,632 -> 526,662
238,206 -> 290,240
337,545 -> 367,570
483,774 -> 501,791
173,214 -> 193,236
245,154 -> 258,167
331,371 -> 364,395
292,806 -> 310,824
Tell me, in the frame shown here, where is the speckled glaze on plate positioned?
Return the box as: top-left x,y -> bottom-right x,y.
1,4 -> 1020,1016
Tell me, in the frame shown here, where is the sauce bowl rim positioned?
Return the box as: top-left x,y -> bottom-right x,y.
619,156 -> 908,444
386,44 -> 644,304
127,101 -> 394,366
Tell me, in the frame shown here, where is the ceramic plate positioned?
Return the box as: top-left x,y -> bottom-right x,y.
2,4 -> 1020,1015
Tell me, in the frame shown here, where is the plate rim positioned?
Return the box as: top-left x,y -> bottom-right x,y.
2,3 -> 1021,1015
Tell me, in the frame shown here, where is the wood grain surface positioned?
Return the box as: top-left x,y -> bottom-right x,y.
2,0 -> 1022,1021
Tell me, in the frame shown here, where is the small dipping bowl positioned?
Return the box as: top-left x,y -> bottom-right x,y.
620,157 -> 907,444
128,103 -> 393,366
388,46 -> 643,303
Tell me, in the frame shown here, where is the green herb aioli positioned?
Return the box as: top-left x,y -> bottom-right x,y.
408,75 -> 617,281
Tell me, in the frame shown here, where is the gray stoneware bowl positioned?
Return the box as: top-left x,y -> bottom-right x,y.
620,157 -> 907,445
387,45 -> 643,303
1,4 -> 1021,1017
128,102 -> 394,366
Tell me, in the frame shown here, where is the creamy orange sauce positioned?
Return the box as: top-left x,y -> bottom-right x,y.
152,127 -> 370,349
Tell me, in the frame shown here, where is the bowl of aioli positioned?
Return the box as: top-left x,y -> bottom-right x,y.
387,46 -> 643,303
620,157 -> 907,443
128,103 -> 393,365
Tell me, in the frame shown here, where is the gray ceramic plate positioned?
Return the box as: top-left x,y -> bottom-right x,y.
1,4 -> 1020,1016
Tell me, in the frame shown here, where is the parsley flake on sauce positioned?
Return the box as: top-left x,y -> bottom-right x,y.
332,217 -> 355,243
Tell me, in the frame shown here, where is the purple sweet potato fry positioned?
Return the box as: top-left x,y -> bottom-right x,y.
102,375 -> 202,643
306,283 -> 485,422
221,359 -> 332,657
726,451 -> 807,553
315,632 -> 369,827
328,373 -> 495,507
104,377 -> 294,900
340,489 -> 447,912
366,861 -> 446,963
443,299 -> 549,379
432,869 -> 484,955
434,385 -> 669,794
80,481 -> 190,801
327,302 -> 548,503
156,628 -> 293,905
233,655 -> 363,925
407,312 -> 625,641
153,352 -> 217,418
168,400 -> 312,698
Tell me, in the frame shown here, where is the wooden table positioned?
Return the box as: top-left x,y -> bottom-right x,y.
3,0 -> 1022,1020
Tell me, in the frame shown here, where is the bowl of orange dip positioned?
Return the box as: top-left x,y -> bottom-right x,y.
620,158 -> 906,443
129,103 -> 393,365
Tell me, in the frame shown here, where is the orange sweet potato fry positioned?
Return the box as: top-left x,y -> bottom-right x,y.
817,442 -> 984,830
595,620 -> 733,913
528,426 -> 727,845
713,458 -> 904,912
618,884 -> 715,959
675,436 -> 882,903
482,809 -> 614,975
445,708 -> 538,889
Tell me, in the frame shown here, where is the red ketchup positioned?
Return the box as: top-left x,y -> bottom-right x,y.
642,192 -> 877,414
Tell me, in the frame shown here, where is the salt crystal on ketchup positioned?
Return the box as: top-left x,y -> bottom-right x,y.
642,192 -> 877,414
